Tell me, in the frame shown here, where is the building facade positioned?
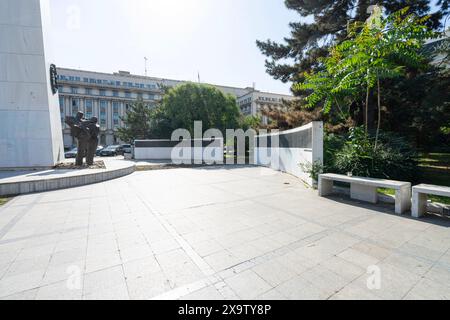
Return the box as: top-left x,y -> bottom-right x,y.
57,67 -> 294,149
237,90 -> 293,124
425,31 -> 450,69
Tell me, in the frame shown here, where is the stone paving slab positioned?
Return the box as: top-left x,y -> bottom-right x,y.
0,166 -> 449,300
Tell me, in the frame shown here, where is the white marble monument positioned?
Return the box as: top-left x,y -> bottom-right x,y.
0,0 -> 64,169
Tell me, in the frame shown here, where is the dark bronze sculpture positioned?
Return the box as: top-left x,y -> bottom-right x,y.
65,112 -> 100,166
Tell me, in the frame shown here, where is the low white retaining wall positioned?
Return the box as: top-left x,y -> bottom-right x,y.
254,122 -> 323,186
0,161 -> 136,197
134,139 -> 224,163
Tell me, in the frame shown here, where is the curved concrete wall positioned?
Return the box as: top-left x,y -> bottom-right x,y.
134,139 -> 224,163
254,122 -> 323,186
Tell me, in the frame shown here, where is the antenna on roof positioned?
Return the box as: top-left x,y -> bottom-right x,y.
144,57 -> 149,76
198,71 -> 201,83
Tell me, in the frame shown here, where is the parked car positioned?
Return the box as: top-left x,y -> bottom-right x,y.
99,145 -> 123,157
95,146 -> 105,156
121,144 -> 132,154
64,148 -> 77,158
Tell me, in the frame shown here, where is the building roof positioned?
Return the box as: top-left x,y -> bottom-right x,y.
57,67 -> 293,98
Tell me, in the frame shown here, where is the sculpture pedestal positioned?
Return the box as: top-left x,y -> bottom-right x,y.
0,0 -> 64,169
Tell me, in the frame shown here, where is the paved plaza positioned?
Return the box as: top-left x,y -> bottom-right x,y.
0,166 -> 449,300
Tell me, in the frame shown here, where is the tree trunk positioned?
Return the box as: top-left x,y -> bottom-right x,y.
375,77 -> 381,149
365,84 -> 370,133
364,86 -> 377,133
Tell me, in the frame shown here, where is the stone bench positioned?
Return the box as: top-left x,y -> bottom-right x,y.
412,184 -> 450,218
318,173 -> 411,214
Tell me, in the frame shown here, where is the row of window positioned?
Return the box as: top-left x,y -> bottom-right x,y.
58,75 -> 159,90
238,97 -> 252,105
238,96 -> 284,106
257,96 -> 283,102
61,87 -> 160,100
59,97 -> 124,129
241,106 -> 252,115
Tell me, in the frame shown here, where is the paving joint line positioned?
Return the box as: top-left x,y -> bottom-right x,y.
134,190 -> 216,278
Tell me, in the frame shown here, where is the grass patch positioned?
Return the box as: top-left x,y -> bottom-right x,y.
417,153 -> 450,187
0,197 -> 10,206
429,195 -> 450,205
418,153 -> 450,170
378,188 -> 450,205
378,188 -> 395,196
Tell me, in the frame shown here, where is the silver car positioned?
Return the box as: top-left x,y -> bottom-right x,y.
64,148 -> 77,158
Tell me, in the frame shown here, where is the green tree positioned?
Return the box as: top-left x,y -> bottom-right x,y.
256,1 -> 449,138
239,115 -> 261,131
117,98 -> 154,143
150,83 -> 241,137
257,0 -> 446,85
296,7 -> 438,147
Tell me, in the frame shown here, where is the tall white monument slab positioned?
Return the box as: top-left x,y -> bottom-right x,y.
0,0 -> 64,169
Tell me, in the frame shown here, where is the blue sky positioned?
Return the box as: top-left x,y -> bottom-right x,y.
49,0 -> 300,95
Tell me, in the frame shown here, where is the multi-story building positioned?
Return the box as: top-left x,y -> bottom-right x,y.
237,90 -> 293,124
57,67 -> 294,148
425,30 -> 450,69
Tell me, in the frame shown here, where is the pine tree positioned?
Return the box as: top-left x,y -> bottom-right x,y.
257,0 -> 447,84
117,98 -> 153,143
256,0 -> 449,134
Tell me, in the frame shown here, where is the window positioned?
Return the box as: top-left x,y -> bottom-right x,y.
100,134 -> 106,145
125,92 -> 131,98
99,100 -> 107,127
148,94 -> 155,100
71,87 -> 78,94
59,96 -> 65,125
112,102 -> 120,127
85,88 -> 92,95
59,96 -> 64,111
113,91 -> 119,97
85,100 -> 93,119
99,89 -> 106,96
71,98 -> 80,116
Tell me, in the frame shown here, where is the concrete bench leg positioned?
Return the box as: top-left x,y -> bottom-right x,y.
319,178 -> 333,197
395,185 -> 411,215
412,191 -> 427,218
350,183 -> 377,204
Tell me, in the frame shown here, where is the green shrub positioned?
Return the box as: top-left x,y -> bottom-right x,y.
323,132 -> 345,171
299,160 -> 324,186
325,127 -> 418,182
